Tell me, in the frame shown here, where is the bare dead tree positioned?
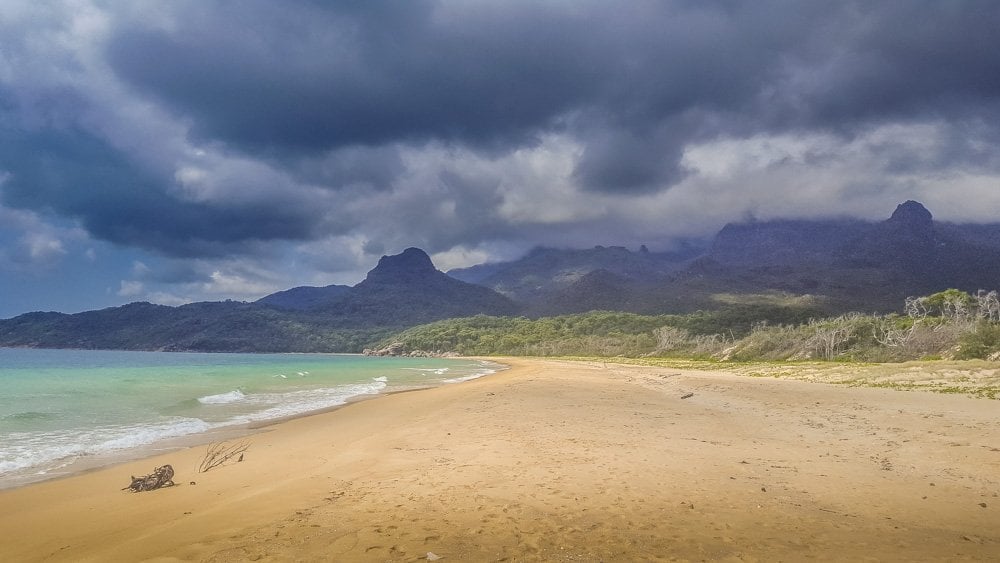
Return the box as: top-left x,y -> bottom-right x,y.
871,315 -> 914,348
198,440 -> 251,473
974,290 -> 1000,322
653,326 -> 688,351
904,296 -> 928,320
942,296 -> 973,323
806,315 -> 858,360
813,326 -> 851,359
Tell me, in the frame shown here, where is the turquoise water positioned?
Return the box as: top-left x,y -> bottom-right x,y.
0,349 -> 502,487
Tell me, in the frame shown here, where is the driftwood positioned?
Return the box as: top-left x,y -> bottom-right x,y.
123,464 -> 175,492
198,440 -> 250,473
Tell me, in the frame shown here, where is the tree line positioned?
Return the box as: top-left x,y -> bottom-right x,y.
378,290 -> 1000,362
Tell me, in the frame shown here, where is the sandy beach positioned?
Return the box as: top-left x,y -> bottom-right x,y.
1,358 -> 998,562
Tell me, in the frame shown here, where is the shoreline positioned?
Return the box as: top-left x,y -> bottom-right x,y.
0,358 -> 506,491
1,357 -> 998,560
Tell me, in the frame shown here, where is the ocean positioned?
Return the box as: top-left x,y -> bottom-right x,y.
0,348 -> 503,488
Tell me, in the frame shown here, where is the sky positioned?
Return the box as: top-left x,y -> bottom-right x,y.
2,1 -> 1000,318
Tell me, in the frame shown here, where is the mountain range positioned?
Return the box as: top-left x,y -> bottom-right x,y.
2,200 -> 999,352
0,247 -> 515,352
451,200 -> 1000,315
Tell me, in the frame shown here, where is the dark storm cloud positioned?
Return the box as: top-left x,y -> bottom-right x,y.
105,0 -> 787,192
3,0 -> 999,266
103,1 -> 1000,197
778,2 -> 1000,127
106,0 -> 603,154
572,119 -> 695,193
293,145 -> 405,191
0,127 -> 323,257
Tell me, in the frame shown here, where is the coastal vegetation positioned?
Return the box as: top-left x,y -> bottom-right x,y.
378,289 -> 1000,363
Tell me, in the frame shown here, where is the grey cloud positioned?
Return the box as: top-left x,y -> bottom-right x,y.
361,239 -> 385,256
431,169 -> 508,246
350,167 -> 509,256
105,0 -> 601,154
781,2 -> 1000,127
0,127 -> 325,257
573,121 -> 694,194
102,1 -> 1000,198
4,0 -> 1000,268
133,261 -> 211,285
293,145 -> 405,191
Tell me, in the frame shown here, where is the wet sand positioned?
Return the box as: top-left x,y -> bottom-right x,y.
1,358 -> 998,561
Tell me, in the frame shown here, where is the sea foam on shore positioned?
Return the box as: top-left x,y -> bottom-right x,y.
0,349 -> 502,488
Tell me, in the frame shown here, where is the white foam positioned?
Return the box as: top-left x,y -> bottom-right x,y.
91,418 -> 212,450
225,380 -> 388,424
403,367 -> 451,375
0,379 -> 392,478
441,362 -> 504,384
1,358 -> 502,484
441,373 -> 487,383
197,390 -> 246,405
0,417 -> 211,476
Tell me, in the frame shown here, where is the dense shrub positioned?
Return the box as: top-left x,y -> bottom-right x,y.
957,322 -> 1000,360
382,290 -> 1000,362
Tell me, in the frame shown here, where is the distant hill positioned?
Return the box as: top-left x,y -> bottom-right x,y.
4,201 -> 1000,352
693,200 -> 1000,311
0,301 -> 323,353
0,248 -> 517,352
448,243 -> 703,304
450,200 -> 1000,315
836,201 -> 1000,294
255,284 -> 351,310
531,269 -> 637,316
314,247 -> 519,326
709,218 -> 869,267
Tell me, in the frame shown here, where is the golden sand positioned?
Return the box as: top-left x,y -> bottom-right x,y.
1,358 -> 998,561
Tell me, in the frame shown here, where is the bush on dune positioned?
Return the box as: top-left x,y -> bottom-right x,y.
381,289 -> 1000,363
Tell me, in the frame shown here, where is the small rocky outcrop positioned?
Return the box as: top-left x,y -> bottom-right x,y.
364,342 -> 406,356
362,342 -> 458,358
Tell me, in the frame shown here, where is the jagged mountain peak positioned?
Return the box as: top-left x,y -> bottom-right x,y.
364,247 -> 437,283
345,246 -> 519,324
888,200 -> 933,227
878,200 -> 936,249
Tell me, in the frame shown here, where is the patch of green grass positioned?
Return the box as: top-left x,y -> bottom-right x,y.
976,387 -> 1000,399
